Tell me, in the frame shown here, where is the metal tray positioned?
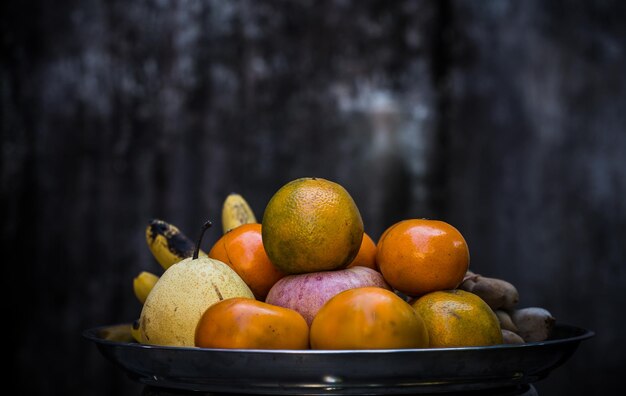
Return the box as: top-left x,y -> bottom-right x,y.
83,323 -> 593,394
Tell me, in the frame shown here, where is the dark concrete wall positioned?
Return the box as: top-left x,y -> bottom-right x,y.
2,0 -> 624,394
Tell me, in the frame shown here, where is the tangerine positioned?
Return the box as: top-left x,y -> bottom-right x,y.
377,219 -> 469,296
195,298 -> 309,349
310,287 -> 429,349
262,178 -> 364,274
411,289 -> 503,347
347,233 -> 377,270
208,223 -> 286,300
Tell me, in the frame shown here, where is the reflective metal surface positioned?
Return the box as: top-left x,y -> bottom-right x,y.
141,383 -> 539,396
84,324 -> 592,395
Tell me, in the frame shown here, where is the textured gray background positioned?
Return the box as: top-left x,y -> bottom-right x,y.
2,0 -> 624,394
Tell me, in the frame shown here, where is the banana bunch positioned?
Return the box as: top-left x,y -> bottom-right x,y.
134,195 -> 257,304
130,194 -> 257,342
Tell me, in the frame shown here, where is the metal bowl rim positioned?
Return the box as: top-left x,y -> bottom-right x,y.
82,322 -> 594,355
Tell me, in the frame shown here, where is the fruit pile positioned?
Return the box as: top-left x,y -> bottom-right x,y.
131,177 -> 555,349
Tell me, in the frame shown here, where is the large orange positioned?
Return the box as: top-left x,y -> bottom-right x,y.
262,178 -> 364,274
377,219 -> 469,296
347,233 -> 377,270
376,220 -> 409,250
411,290 -> 502,347
195,298 -> 309,349
209,223 -> 286,300
310,287 -> 429,349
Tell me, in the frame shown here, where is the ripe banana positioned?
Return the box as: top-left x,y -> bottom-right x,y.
221,193 -> 257,233
133,271 -> 160,304
146,219 -> 204,270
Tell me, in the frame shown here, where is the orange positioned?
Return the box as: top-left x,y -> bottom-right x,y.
209,223 -> 286,300
377,219 -> 469,296
347,233 -> 377,270
310,287 -> 429,349
195,298 -> 309,349
262,177 -> 364,274
376,220 -> 407,250
411,290 -> 502,347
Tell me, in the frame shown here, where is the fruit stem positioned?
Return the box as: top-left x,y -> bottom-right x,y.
193,220 -> 212,260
